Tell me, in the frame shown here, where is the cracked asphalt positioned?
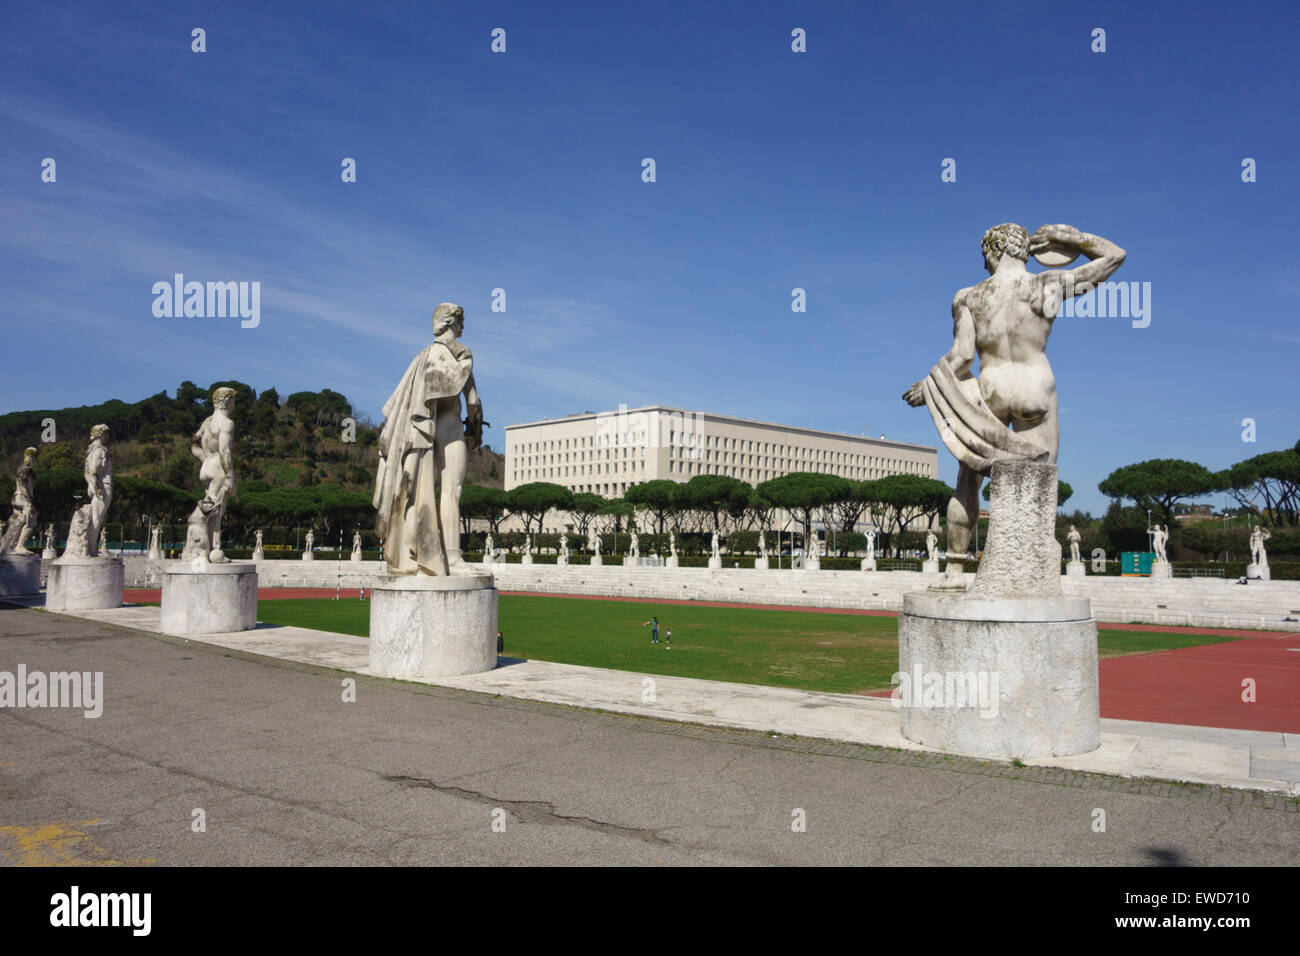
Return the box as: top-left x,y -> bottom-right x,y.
2,605 -> 1297,866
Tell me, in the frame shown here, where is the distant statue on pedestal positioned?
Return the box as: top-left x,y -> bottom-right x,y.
1250,525 -> 1271,580
98,527 -> 108,555
181,388 -> 237,563
64,427 -> 113,559
591,534 -> 599,557
0,447 -> 38,555
629,533 -> 639,559
1067,525 -> 1082,564
302,530 -> 315,560
1151,524 -> 1169,564
252,529 -> 264,560
711,531 -> 720,558
925,531 -> 938,561
483,532 -> 495,564
669,532 -> 677,557
43,524 -> 57,557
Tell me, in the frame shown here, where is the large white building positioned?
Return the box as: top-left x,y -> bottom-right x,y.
503,405 -> 938,534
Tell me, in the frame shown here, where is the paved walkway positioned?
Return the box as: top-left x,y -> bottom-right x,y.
6,607 -> 1295,866
119,589 -> 1300,734
33,601 -> 1300,796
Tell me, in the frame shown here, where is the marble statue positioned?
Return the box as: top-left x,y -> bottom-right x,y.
1151,524 -> 1169,564
1067,525 -> 1082,564
865,529 -> 876,555
98,527 -> 108,556
711,531 -> 720,558
808,534 -> 820,559
591,533 -> 599,556
252,529 -> 264,559
64,426 -> 113,558
0,447 -> 38,554
147,526 -> 162,558
181,388 -> 237,562
903,223 -> 1126,586
587,526 -> 597,551
925,531 -> 937,561
758,530 -> 766,559
484,532 -> 495,563
304,530 -> 315,551
374,303 -> 485,576
559,533 -> 569,558
629,532 -> 639,558
1249,525 -> 1270,579
669,532 -> 677,557
352,531 -> 363,555
525,533 -> 533,555
44,524 -> 56,553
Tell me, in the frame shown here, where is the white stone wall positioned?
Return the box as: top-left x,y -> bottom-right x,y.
114,556 -> 1300,631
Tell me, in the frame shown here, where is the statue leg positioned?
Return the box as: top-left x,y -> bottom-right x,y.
435,405 -> 470,573
944,464 -> 981,584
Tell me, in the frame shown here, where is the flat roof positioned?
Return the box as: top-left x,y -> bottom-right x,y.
505,405 -> 936,453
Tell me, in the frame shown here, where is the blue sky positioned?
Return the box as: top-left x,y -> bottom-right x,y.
2,0 -> 1296,515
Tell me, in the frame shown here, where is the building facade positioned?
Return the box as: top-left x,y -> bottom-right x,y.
503,405 -> 938,535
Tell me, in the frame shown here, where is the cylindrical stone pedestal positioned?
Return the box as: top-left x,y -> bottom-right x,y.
860,557 -> 876,572
898,593 -> 1100,758
0,554 -> 42,597
46,558 -> 125,610
370,574 -> 498,678
666,556 -> 679,568
921,559 -> 940,573
590,554 -> 601,566
754,557 -> 769,570
1065,561 -> 1086,577
160,564 -> 258,635
1151,563 -> 1172,578
522,554 -> 534,565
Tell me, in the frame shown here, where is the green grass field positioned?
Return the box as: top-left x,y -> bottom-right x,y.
248,595 -> 1242,696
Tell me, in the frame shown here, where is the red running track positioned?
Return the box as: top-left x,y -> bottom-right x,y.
122,587 -> 1300,733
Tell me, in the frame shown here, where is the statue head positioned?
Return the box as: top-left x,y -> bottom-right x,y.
433,302 -> 465,337
22,446 -> 36,463
981,223 -> 1029,274
213,387 -> 237,411
90,424 -> 110,442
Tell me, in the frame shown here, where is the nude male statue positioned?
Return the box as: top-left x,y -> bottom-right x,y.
182,388 -> 237,561
904,223 -> 1126,587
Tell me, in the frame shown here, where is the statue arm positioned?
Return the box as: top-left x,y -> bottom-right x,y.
217,421 -> 235,497
904,290 -> 974,406
1031,224 -> 1126,297
942,292 -> 977,378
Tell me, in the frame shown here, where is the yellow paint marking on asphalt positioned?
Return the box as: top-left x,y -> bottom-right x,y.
0,820 -> 155,866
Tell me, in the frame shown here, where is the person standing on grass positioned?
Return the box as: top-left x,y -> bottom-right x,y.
642,616 -> 660,643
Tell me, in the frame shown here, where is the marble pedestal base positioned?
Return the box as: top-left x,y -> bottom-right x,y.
805,557 -> 820,571
160,564 -> 258,635
922,559 -> 940,573
351,552 -> 363,563
251,549 -> 265,561
42,548 -> 58,560
623,557 -> 635,567
522,554 -> 534,565
665,556 -> 679,568
1246,562 -> 1269,581
1151,563 -> 1172,579
369,574 -> 498,678
46,558 -> 125,611
0,554 -> 42,597
302,552 -> 314,561
707,557 -> 722,570
861,557 -> 877,572
754,557 -> 769,570
898,592 -> 1100,759
589,555 -> 601,566
557,556 -> 568,567
1065,561 -> 1086,577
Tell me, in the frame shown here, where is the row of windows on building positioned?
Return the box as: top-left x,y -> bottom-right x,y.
510,458 -> 933,486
